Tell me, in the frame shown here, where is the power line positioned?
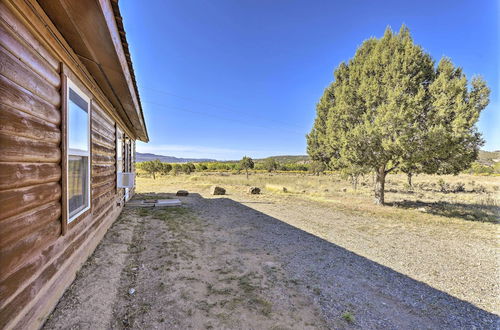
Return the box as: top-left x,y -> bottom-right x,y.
142,100 -> 305,135
140,86 -> 305,130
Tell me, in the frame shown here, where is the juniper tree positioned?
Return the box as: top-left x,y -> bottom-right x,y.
239,156 -> 254,179
159,163 -> 172,176
139,160 -> 162,179
263,158 -> 280,172
307,25 -> 489,205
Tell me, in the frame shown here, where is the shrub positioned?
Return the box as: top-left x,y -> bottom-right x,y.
474,185 -> 487,193
172,164 -> 182,175
437,178 -> 448,192
452,182 -> 465,193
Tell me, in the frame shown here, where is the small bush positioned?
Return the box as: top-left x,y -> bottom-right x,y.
437,178 -> 448,193
452,182 -> 465,193
474,185 -> 487,193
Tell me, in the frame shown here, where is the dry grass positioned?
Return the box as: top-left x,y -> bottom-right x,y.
137,172 -> 500,223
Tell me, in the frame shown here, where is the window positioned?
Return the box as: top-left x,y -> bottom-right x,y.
116,128 -> 123,187
67,81 -> 90,222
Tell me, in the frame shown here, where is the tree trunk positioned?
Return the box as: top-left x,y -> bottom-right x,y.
246,169 -> 249,179
374,166 -> 386,205
407,172 -> 413,188
152,172 -> 156,180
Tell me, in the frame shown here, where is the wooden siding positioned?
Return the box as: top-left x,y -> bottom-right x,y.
0,2 -> 134,328
91,102 -> 118,219
0,1 -> 63,293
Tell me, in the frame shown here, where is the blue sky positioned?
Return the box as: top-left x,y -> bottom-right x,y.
121,0 -> 499,160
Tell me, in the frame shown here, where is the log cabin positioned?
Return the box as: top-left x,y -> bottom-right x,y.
0,0 -> 148,328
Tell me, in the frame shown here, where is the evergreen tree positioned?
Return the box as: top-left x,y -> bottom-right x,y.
159,163 -> 172,176
263,158 -> 280,172
307,25 -> 489,205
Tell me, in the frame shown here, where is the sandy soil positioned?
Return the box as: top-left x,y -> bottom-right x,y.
44,182 -> 499,329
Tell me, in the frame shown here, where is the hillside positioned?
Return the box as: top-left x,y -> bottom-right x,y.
136,151 -> 497,166
478,150 -> 500,166
257,155 -> 310,163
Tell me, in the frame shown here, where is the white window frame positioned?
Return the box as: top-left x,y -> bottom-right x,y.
116,127 -> 123,188
67,79 -> 91,223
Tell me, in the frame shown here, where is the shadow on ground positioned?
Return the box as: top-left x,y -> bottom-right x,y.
388,199 -> 500,223
189,194 -> 499,329
44,192 -> 499,329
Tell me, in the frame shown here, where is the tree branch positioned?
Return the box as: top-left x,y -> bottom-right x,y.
385,162 -> 399,174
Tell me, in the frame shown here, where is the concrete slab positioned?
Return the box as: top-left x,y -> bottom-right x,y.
155,199 -> 182,207
126,199 -> 182,208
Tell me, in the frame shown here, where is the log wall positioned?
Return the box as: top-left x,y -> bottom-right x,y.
0,2 -> 135,328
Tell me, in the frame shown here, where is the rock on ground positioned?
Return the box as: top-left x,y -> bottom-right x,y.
210,186 -> 226,195
247,186 -> 261,194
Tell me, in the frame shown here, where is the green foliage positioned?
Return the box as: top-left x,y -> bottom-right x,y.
137,160 -> 162,179
308,160 -> 326,175
467,162 -> 496,175
196,163 -> 208,171
262,158 -> 280,172
159,163 -> 172,175
181,162 -> 196,174
307,25 -> 490,204
239,156 -> 255,179
172,164 -> 182,175
240,156 -> 255,170
341,311 -> 355,323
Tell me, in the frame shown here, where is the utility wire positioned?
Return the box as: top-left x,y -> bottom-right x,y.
140,86 -> 305,130
142,100 -> 305,135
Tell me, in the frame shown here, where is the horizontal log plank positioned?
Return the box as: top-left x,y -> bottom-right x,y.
92,164 -> 116,176
91,131 -> 115,149
0,162 -> 61,190
0,104 -> 60,144
0,2 -> 59,71
92,181 -> 115,200
0,44 -> 60,107
0,20 -> 59,87
91,119 -> 115,140
92,153 -> 115,165
0,182 -> 61,221
0,218 -> 61,278
91,173 -> 115,187
0,74 -> 60,125
0,201 -> 61,249
0,133 -> 61,163
91,111 -> 114,134
92,142 -> 115,157
92,191 -> 115,217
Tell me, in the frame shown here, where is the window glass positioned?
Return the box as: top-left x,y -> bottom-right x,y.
117,129 -> 123,173
68,89 -> 89,153
68,155 -> 89,218
67,83 -> 90,222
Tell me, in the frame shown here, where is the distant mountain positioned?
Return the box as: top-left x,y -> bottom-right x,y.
257,155 -> 310,163
136,152 -> 216,163
137,150 -> 497,165
478,150 -> 500,166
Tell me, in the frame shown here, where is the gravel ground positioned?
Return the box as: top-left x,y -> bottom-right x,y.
44,185 -> 499,329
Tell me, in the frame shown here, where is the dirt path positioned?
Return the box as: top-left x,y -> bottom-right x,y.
44,190 -> 499,329
44,195 -> 327,329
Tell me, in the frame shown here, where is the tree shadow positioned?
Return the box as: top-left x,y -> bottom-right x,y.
181,193 -> 499,329
388,199 -> 500,224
